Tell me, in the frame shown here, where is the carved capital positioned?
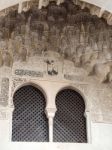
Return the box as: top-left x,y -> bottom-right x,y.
45,107 -> 57,118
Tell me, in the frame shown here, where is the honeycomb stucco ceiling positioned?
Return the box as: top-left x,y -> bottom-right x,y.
81,0 -> 112,13
0,0 -> 112,12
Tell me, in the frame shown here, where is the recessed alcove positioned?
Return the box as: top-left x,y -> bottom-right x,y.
53,89 -> 87,143
12,85 -> 49,142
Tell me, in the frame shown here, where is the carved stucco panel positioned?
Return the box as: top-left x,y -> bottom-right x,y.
71,83 -> 91,111
10,77 -> 27,106
0,78 -> 9,107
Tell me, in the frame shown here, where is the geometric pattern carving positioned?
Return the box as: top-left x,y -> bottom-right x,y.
0,78 -> 9,106
12,85 -> 49,142
53,89 -> 87,143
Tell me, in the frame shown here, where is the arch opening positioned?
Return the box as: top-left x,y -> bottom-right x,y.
53,89 -> 87,143
12,85 -> 49,142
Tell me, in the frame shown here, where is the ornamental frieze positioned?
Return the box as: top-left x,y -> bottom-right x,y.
15,69 -> 43,77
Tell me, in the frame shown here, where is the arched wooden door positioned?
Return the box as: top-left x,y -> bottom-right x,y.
53,89 -> 87,143
12,85 -> 49,142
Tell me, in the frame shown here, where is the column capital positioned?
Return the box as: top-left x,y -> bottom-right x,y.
45,107 -> 57,118
84,111 -> 91,118
45,107 -> 57,142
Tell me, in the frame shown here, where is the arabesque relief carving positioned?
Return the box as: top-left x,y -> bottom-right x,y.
0,1 -> 111,83
0,78 -> 9,106
15,69 -> 43,77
